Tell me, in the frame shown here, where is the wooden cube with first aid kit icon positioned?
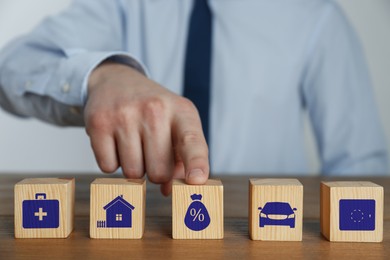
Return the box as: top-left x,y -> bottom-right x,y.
249,178 -> 303,241
172,179 -> 224,239
90,178 -> 146,239
14,178 -> 75,238
320,181 -> 383,242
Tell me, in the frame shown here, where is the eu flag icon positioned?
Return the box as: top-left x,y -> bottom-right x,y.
339,199 -> 375,231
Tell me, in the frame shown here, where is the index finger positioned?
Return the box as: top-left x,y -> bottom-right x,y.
172,107 -> 209,185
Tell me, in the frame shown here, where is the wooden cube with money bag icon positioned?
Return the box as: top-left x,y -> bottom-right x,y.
172,179 -> 223,239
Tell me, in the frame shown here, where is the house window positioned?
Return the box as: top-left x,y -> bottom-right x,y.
116,214 -> 122,221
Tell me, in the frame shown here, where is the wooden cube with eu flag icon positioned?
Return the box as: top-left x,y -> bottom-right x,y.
90,178 -> 146,239
14,178 -> 75,238
320,181 -> 383,242
249,178 -> 303,241
172,179 -> 223,239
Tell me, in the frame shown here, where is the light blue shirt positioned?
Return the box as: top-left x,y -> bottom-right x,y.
0,0 -> 388,175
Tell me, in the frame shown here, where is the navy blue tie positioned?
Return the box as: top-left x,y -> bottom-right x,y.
183,0 -> 212,144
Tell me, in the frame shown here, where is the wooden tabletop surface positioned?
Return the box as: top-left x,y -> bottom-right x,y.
0,173 -> 389,259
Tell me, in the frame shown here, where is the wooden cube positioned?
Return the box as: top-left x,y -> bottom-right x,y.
14,178 -> 75,238
90,178 -> 146,239
249,178 -> 303,241
320,181 -> 383,242
172,179 -> 223,239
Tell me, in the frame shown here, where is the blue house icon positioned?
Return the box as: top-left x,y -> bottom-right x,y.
98,195 -> 135,228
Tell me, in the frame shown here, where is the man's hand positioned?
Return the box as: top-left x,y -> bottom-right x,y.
84,62 -> 209,195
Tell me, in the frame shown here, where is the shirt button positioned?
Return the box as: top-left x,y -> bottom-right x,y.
69,106 -> 81,115
62,83 -> 71,93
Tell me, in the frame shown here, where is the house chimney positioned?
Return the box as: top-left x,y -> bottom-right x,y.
120,195 -> 123,198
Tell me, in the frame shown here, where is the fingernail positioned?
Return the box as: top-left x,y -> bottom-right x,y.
188,169 -> 205,183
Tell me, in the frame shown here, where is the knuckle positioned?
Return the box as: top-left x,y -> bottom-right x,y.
115,101 -> 137,125
141,98 -> 166,130
122,167 -> 143,178
177,97 -> 197,112
179,131 -> 205,147
86,111 -> 110,133
147,168 -> 170,184
142,97 -> 165,118
188,155 -> 209,166
99,160 -> 118,173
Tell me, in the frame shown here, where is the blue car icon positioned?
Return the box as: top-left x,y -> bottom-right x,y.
258,202 -> 297,228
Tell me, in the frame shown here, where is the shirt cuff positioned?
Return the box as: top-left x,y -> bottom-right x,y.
79,52 -> 149,105
42,50 -> 149,107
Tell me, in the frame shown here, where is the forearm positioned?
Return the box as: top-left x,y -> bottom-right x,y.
0,41 -> 143,126
0,0 -> 141,126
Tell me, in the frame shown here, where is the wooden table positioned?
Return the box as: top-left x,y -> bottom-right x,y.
1,174 -> 389,259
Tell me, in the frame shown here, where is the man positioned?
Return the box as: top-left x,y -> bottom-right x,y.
0,0 -> 388,195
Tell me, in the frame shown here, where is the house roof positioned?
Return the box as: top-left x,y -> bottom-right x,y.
103,195 -> 135,211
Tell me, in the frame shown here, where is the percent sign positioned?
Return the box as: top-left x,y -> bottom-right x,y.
190,208 -> 204,222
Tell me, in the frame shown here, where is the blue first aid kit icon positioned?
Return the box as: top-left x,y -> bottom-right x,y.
22,193 -> 60,229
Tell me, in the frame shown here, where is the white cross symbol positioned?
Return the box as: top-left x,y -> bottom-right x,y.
34,207 -> 48,221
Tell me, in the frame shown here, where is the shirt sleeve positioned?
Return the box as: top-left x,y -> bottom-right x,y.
0,0 -> 147,126
302,2 -> 389,175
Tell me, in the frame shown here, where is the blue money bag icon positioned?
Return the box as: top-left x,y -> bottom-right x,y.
184,194 -> 211,231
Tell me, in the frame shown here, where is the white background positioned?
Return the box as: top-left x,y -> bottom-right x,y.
0,0 -> 389,174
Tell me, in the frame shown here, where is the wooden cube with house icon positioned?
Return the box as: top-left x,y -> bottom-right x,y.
90,178 -> 146,239
172,179 -> 223,239
14,178 -> 75,238
249,178 -> 303,241
320,181 -> 383,242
